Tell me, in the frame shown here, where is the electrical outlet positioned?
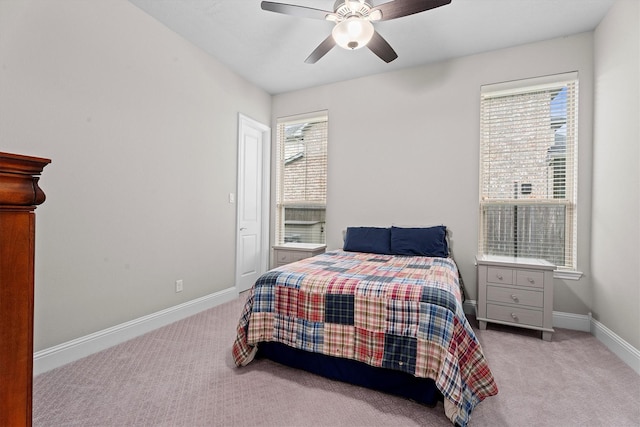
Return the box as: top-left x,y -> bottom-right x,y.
175,279 -> 183,293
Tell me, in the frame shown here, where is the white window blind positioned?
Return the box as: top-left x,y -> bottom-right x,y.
275,112 -> 328,245
479,73 -> 578,270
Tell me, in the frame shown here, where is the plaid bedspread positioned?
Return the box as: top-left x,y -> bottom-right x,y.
232,250 -> 498,426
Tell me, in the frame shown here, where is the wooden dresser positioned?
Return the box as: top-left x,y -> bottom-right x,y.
272,243 -> 326,268
476,255 -> 555,341
0,152 -> 51,427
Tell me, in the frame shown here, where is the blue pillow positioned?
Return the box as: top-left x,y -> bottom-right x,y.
343,227 -> 392,255
390,226 -> 449,257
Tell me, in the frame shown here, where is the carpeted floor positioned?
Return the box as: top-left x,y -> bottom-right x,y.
33,294 -> 640,426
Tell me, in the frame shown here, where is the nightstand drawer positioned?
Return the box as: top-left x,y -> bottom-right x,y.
275,251 -> 309,265
487,303 -> 543,327
275,251 -> 294,265
486,267 -> 515,285
516,270 -> 544,288
272,243 -> 326,268
477,255 -> 555,340
486,285 -> 543,308
290,251 -> 309,262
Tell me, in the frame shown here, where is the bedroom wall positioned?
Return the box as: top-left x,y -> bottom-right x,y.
592,0 -> 640,349
0,0 -> 271,351
272,33 -> 595,316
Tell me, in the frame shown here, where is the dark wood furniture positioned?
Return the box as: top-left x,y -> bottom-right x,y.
0,152 -> 50,427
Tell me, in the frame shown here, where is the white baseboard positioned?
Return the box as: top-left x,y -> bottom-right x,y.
33,287 -> 239,375
35,290 -> 639,378
552,310 -> 592,332
463,299 -> 477,316
465,300 -> 638,374
591,318 -> 640,376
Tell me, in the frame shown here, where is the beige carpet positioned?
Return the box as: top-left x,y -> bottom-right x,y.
33,294 -> 640,426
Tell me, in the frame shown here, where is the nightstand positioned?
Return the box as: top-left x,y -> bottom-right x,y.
476,255 -> 555,341
272,243 -> 326,268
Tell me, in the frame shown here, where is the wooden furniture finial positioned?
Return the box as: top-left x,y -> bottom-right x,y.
0,151 -> 51,427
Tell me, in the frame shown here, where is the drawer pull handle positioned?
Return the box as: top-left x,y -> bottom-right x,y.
510,294 -> 519,302
528,277 -> 535,283
511,313 -> 519,321
496,274 -> 503,280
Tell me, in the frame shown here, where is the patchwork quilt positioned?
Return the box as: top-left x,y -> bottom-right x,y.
232,250 -> 498,426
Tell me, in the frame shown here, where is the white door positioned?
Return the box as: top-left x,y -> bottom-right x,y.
236,114 -> 270,292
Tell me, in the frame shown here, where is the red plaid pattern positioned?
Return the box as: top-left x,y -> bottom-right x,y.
354,295 -> 385,332
424,267 -> 462,302
354,327 -> 385,367
232,292 -> 256,366
324,323 -> 354,359
352,263 -> 380,276
385,283 -> 422,302
232,250 -> 498,427
415,340 -> 447,379
436,350 -> 463,405
297,290 -> 324,322
299,271 -> 333,292
275,286 -> 298,318
452,319 -> 499,398
246,312 -> 275,344
327,279 -> 358,295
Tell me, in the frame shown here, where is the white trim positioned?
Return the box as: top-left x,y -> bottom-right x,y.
591,318 -> 640,376
552,310 -> 591,332
481,71 -> 578,97
553,269 -> 584,280
35,291 -> 639,379
467,300 -> 638,374
236,114 -> 271,291
463,299 -> 477,316
276,109 -> 329,126
33,287 -> 239,375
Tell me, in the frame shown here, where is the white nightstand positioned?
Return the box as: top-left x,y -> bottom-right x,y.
476,255 -> 555,341
272,243 -> 326,268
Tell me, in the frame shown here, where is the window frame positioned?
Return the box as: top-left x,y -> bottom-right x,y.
478,72 -> 581,276
275,111 -> 328,246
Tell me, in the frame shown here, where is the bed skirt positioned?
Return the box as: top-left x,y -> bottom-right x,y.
257,341 -> 443,407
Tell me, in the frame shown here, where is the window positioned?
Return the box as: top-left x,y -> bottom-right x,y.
479,73 -> 578,270
275,111 -> 328,245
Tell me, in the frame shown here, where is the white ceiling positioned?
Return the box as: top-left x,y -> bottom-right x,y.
129,0 -> 615,95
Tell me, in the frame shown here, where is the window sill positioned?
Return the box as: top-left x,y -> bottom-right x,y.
554,269 -> 583,280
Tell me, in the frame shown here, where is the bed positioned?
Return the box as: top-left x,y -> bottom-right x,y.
232,226 -> 498,426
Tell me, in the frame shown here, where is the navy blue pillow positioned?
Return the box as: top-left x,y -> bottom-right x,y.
343,227 -> 392,255
390,226 -> 448,257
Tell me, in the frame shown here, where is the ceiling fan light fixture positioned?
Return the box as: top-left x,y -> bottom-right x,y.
369,9 -> 382,21
332,17 -> 374,50
346,0 -> 365,13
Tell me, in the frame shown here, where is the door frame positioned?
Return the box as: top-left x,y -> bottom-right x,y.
235,113 -> 271,292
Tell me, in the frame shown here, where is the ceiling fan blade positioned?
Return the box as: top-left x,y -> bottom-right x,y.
372,0 -> 451,21
261,1 -> 333,20
367,31 -> 398,63
305,35 -> 336,64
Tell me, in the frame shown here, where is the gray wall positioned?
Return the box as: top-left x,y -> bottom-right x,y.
592,0 -> 640,349
273,1 -> 640,350
273,32 -> 595,317
0,0 -> 271,350
2,0 -> 636,354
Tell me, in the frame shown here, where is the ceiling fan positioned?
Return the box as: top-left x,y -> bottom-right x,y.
260,0 -> 451,64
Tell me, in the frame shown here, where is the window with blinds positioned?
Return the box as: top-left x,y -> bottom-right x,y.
275,112 -> 328,245
479,73 -> 579,270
